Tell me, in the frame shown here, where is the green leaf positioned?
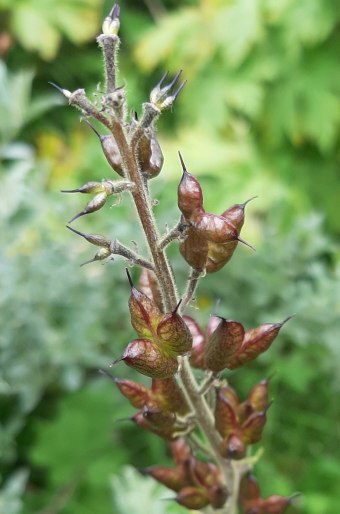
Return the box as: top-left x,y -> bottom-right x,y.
12,5 -> 61,60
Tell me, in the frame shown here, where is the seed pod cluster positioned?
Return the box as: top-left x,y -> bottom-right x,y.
146,438 -> 228,509
86,113 -> 164,179
239,473 -> 293,514
184,315 -> 291,372
214,381 -> 270,459
115,271 -> 192,379
114,377 -> 189,439
177,153 -> 255,272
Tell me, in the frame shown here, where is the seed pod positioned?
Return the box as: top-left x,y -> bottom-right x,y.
192,460 -> 221,490
214,391 -> 239,438
145,466 -> 184,492
152,378 -> 189,415
247,379 -> 269,413
143,405 -> 177,430
115,378 -> 152,409
132,411 -> 177,439
177,153 -> 203,218
239,473 -> 260,513
121,339 -> 178,378
209,484 -> 229,509
204,318 -> 244,372
221,433 -> 246,460
170,438 -> 192,465
206,239 -> 238,273
184,316 -> 206,369
179,226 -> 208,270
138,269 -> 163,310
85,120 -> 124,176
261,495 -> 291,514
222,197 -> 257,232
219,385 -> 239,412
157,303 -> 192,357
176,486 -> 210,510
127,270 -> 161,339
228,317 -> 292,369
190,211 -> 239,245
68,191 -> 108,224
138,130 -> 164,179
241,410 -> 267,445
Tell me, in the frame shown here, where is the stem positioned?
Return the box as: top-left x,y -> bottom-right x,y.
180,268 -> 202,312
69,31 -> 239,513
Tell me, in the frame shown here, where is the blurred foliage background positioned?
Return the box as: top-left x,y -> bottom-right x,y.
0,0 -> 339,513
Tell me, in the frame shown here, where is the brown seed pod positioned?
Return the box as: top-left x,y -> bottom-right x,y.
204,318 -> 245,372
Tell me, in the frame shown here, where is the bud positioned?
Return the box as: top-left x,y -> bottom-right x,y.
204,318 -> 244,372
68,192 -> 108,224
184,316 -> 206,369
152,378 -> 189,415
120,339 -> 178,378
228,317 -> 292,369
157,302 -> 192,357
115,378 -> 152,409
102,3 -> 120,35
127,270 -> 161,339
175,486 -> 210,510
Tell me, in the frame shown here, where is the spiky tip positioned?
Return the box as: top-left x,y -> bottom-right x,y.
126,268 -> 134,288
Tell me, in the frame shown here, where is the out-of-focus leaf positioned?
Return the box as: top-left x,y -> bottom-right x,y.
0,469 -> 29,514
111,466 -> 185,514
8,0 -> 101,60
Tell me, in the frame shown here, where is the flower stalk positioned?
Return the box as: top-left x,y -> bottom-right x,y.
54,4 -> 294,513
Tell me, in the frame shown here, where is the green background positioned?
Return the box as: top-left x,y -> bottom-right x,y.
0,0 -> 339,513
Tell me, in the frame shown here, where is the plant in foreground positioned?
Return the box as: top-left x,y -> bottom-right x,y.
52,4 -> 297,513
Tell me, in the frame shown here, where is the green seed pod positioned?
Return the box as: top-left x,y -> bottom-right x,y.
121,339 -> 178,379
